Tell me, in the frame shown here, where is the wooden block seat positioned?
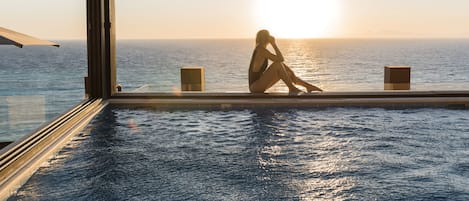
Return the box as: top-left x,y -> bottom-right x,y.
385,66 -> 411,90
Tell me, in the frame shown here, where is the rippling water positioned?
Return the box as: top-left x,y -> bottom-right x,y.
11,107 -> 469,200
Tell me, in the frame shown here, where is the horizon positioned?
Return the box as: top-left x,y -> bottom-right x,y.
45,37 -> 469,41
1,0 -> 469,40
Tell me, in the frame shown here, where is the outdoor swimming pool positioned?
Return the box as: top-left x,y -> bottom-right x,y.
9,106 -> 469,200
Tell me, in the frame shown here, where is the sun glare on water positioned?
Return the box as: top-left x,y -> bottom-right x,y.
255,0 -> 341,39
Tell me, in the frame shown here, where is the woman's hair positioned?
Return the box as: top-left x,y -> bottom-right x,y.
256,29 -> 270,45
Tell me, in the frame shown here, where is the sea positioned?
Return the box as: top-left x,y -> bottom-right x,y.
2,39 -> 469,200
2,39 -> 469,142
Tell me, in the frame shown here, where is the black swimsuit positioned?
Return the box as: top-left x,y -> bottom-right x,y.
248,49 -> 268,86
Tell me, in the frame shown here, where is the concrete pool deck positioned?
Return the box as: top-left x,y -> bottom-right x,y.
109,90 -> 469,108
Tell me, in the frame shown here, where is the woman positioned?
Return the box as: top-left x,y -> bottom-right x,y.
249,30 -> 322,94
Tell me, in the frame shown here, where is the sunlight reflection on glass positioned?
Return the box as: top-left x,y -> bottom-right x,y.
6,96 -> 45,129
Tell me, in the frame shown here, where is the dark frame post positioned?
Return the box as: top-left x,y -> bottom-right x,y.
104,0 -> 117,98
86,0 -> 116,99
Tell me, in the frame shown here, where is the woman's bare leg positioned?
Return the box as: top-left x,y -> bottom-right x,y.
283,64 -> 323,92
272,62 -> 302,92
250,62 -> 302,93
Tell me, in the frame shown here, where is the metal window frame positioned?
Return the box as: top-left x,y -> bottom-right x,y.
87,0 -> 116,99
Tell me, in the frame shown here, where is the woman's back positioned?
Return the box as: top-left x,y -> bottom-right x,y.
248,47 -> 268,85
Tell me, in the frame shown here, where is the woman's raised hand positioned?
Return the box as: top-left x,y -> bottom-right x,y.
269,36 -> 276,45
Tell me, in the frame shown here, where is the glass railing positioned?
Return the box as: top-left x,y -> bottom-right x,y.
0,41 -> 87,144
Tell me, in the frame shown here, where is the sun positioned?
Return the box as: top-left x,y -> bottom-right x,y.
255,0 -> 341,39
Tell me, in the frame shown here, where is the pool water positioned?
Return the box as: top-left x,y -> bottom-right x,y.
10,106 -> 469,200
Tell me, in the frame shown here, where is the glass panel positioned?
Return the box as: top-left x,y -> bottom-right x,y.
0,42 -> 87,143
0,2 -> 86,144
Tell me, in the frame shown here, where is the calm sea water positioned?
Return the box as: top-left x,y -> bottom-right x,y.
117,39 -> 469,92
10,107 -> 469,200
2,39 -> 469,200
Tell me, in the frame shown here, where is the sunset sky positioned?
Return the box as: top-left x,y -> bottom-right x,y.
1,0 -> 468,39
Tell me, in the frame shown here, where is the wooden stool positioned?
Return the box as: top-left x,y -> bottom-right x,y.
384,66 -> 411,90
181,67 -> 205,91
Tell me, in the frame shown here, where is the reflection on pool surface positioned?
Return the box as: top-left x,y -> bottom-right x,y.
10,107 -> 469,200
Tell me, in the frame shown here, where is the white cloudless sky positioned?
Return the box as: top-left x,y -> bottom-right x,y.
0,0 -> 86,39
0,0 -> 468,39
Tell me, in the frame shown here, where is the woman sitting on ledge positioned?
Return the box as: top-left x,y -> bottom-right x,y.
249,29 -> 323,94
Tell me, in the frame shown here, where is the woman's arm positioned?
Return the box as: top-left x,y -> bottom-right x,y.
269,36 -> 284,62
256,36 -> 284,63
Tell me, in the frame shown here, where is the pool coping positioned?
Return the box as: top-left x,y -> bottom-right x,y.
109,91 -> 469,108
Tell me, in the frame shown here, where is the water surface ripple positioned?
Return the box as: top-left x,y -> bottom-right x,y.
10,107 -> 469,200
